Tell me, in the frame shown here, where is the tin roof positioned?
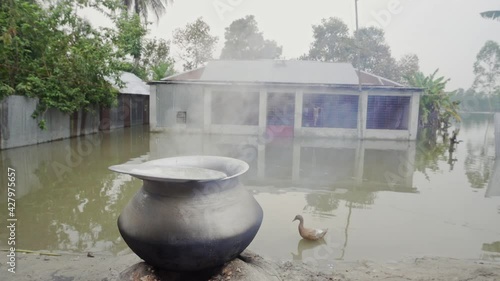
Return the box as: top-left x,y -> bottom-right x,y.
111,72 -> 150,95
356,70 -> 404,87
160,60 -> 416,90
199,60 -> 359,84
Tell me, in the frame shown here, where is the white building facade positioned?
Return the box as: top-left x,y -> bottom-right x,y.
149,60 -> 422,140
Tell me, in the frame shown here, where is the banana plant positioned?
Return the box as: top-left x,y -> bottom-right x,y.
406,69 -> 461,129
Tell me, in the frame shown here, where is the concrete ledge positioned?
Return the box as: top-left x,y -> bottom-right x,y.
364,129 -> 412,140
295,127 -> 358,139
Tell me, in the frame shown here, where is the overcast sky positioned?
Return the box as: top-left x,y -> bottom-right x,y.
84,0 -> 500,90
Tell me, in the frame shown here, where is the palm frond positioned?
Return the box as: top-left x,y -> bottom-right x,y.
481,10 -> 500,21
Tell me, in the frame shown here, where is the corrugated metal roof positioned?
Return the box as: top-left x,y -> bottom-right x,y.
164,67 -> 205,80
111,72 -> 150,95
187,60 -> 360,85
159,60 -> 418,90
357,70 -> 404,87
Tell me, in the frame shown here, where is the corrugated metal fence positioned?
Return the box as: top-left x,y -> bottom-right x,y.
1,96 -> 73,149
1,95 -> 149,150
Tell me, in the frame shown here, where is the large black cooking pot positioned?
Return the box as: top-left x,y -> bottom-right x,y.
109,156 -> 263,271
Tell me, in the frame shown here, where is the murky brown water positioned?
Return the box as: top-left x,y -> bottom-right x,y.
1,113 -> 499,269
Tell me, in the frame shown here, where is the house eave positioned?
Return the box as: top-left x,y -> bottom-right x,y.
147,79 -> 423,93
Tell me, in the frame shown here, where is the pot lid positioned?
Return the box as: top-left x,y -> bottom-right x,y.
109,164 -> 228,182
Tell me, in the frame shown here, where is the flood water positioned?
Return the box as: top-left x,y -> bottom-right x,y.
1,113 -> 499,269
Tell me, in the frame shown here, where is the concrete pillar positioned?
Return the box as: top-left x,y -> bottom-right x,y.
408,92 -> 421,140
203,89 -> 212,132
149,85 -> 157,130
294,90 -> 303,131
358,91 -> 368,139
258,90 -> 267,135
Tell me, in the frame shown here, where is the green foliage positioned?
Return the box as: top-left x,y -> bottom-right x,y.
173,17 -> 219,71
220,15 -> 282,60
305,17 -> 352,63
351,27 -> 399,81
121,37 -> 175,80
303,17 -> 419,83
115,12 -> 147,60
406,70 -> 461,129
0,0 -> 131,128
151,61 -> 175,80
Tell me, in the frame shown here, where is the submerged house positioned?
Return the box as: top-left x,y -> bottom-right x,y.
149,60 -> 422,140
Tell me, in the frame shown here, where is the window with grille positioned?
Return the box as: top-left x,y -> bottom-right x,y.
302,94 -> 359,129
176,111 -> 187,124
367,96 -> 410,130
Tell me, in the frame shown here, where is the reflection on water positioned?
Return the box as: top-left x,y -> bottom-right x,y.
0,126 -> 150,254
0,114 -> 499,268
482,241 -> 500,261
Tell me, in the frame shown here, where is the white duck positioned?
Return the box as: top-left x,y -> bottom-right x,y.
292,215 -> 328,241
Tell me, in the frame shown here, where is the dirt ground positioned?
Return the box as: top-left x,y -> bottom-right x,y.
2,250 -> 500,281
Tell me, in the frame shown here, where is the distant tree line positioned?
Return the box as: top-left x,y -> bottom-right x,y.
450,40 -> 500,112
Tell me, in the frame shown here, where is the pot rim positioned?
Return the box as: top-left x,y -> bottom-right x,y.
109,155 -> 249,182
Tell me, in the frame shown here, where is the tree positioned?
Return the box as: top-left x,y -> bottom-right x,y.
396,54 -> 420,85
0,0 -> 140,128
303,17 -> 418,82
122,0 -> 170,22
115,11 -> 147,63
173,17 -> 218,71
118,37 -> 175,80
305,17 -> 351,62
406,70 -> 460,129
473,40 -> 500,95
351,27 -> 398,81
142,38 -> 175,79
220,15 -> 282,60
